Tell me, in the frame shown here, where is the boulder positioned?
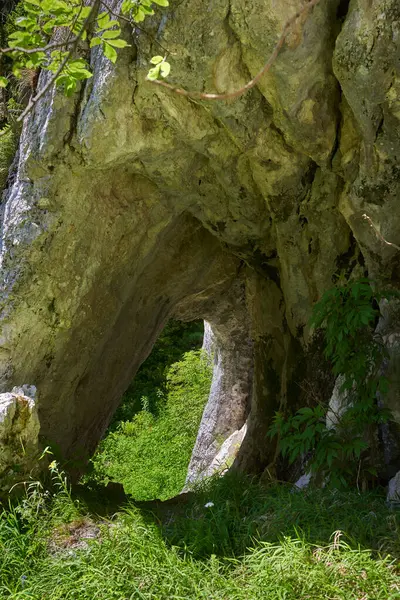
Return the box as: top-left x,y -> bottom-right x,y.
0,386 -> 40,492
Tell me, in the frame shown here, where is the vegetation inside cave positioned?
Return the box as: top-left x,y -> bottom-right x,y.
85,319 -> 212,500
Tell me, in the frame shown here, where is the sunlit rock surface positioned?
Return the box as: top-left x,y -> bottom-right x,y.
0,0 -> 399,485
0,386 -> 40,491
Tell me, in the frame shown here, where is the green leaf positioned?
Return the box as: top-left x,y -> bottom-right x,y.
107,39 -> 130,48
101,29 -> 122,39
97,11 -> 114,29
147,65 -> 161,80
153,0 -> 169,5
160,61 -> 170,77
150,55 -> 164,64
134,7 -> 147,22
8,31 -> 33,47
103,42 -> 118,64
121,0 -> 134,14
79,6 -> 92,19
141,4 -> 154,14
15,16 -> 37,31
90,37 -> 103,48
0,77 -> 8,88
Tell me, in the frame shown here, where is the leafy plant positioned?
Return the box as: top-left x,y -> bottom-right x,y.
1,472 -> 400,599
269,279 -> 398,487
0,0 -> 170,101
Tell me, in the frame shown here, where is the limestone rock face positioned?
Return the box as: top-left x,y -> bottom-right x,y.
0,0 -> 399,485
0,386 -> 40,491
183,282 -> 253,485
195,423 -> 248,482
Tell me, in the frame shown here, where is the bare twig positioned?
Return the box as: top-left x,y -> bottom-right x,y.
148,0 -> 321,100
362,213 -> 400,252
0,39 -> 78,56
65,0 -> 85,47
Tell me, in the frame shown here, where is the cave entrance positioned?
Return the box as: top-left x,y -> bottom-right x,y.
86,310 -> 252,501
87,319 -> 213,501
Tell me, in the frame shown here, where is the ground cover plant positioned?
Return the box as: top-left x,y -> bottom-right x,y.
1,468 -> 400,599
1,304 -> 400,598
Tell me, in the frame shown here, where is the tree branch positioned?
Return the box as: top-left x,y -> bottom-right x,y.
1,0 -> 100,132
0,38 -> 78,56
147,0 -> 321,100
362,214 -> 400,252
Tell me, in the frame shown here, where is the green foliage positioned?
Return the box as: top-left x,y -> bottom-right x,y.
0,124 -> 17,189
122,0 -> 169,23
269,279 -> 398,487
89,349 -> 212,500
0,0 -> 170,102
269,407 -> 372,488
311,279 -> 394,385
1,472 -> 400,599
147,54 -> 170,81
113,318 -> 204,422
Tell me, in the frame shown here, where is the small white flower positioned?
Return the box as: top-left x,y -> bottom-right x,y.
204,502 -> 214,508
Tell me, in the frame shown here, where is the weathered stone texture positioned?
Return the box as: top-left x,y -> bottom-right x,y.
0,0 -> 399,484
0,386 -> 40,490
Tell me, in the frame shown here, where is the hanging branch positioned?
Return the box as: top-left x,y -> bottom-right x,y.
0,0 -> 100,135
0,39 -> 78,56
147,0 -> 321,100
362,214 -> 400,253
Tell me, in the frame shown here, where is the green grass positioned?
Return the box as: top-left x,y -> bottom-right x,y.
87,349 -> 212,500
2,317 -> 399,598
1,472 -> 400,599
112,319 -> 204,423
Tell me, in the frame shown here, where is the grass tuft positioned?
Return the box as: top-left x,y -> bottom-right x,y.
1,471 -> 400,599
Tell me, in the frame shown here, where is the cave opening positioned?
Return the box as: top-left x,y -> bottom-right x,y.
86,319 -> 214,501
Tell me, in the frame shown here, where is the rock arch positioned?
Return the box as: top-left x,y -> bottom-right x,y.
1,0 -> 400,486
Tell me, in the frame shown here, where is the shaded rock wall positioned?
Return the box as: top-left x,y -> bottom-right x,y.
0,0 -> 399,482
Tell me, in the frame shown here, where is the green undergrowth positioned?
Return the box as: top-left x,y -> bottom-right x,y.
1,471 -> 400,599
88,349 -> 212,500
112,319 -> 204,423
0,125 -> 17,191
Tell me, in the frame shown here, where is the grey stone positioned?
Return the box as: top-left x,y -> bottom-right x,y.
202,423 -> 248,480
294,473 -> 312,491
0,387 -> 40,492
387,471 -> 400,505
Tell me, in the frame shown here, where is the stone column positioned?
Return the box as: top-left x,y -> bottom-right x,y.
185,281 -> 253,485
